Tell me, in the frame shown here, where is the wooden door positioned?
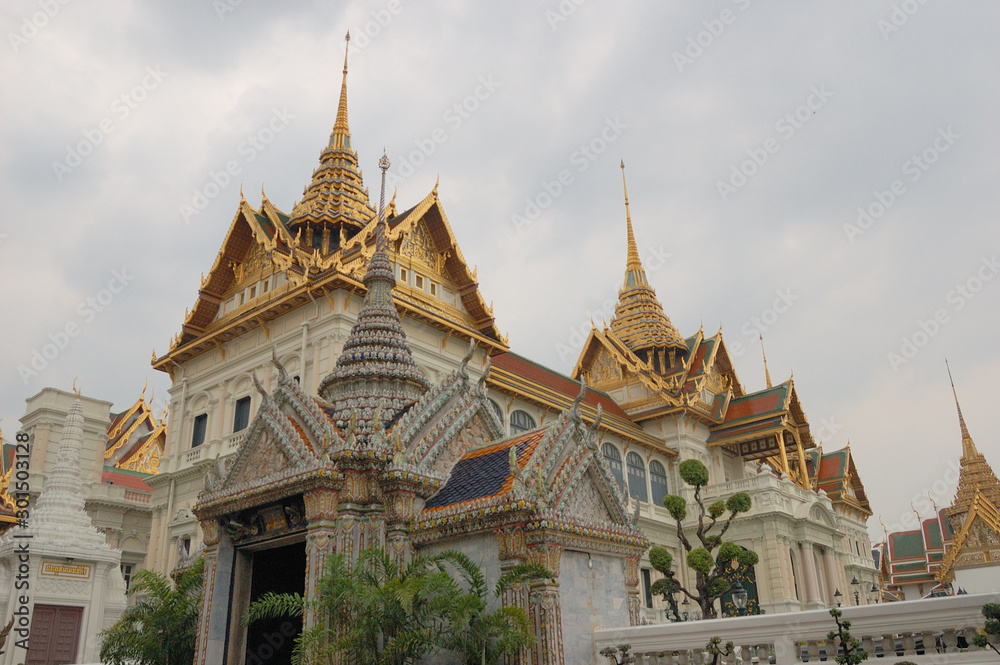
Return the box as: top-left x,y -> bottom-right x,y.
25,605 -> 83,665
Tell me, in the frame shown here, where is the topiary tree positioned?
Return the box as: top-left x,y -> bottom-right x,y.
828,607 -> 868,665
972,602 -> 1000,656
649,459 -> 757,619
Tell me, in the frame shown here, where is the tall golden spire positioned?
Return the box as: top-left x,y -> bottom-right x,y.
946,359 -> 977,458
609,162 -> 687,365
330,31 -> 352,151
760,334 -> 772,389
944,360 -> 1000,520
288,31 -> 375,242
621,161 -> 647,289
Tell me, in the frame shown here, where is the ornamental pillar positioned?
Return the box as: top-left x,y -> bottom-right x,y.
625,555 -> 642,626
303,488 -> 339,631
383,487 -> 417,567
497,527 -> 529,665
194,518 -> 233,665
526,543 -> 563,665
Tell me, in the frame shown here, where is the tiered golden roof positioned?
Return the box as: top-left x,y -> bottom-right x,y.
608,162 -> 687,364
945,363 -> 1000,519
287,32 -> 376,249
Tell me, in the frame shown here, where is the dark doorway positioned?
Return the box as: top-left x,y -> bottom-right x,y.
245,541 -> 306,665
26,604 -> 83,665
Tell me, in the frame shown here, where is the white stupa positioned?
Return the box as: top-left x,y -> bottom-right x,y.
0,397 -> 127,665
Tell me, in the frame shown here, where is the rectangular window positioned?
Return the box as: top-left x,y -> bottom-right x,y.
250,285 -> 256,298
192,413 -> 208,448
415,274 -> 424,289
430,282 -> 438,296
642,568 -> 653,608
121,564 -> 133,593
233,396 -> 251,433
262,279 -> 269,292
400,267 -> 408,282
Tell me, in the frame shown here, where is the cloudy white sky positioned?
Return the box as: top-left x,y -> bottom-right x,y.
2,1 -> 998,539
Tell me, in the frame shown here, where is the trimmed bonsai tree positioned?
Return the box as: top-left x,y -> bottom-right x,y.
972,602 -> 1000,656
648,458 -> 757,619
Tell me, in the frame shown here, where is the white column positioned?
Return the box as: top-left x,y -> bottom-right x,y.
798,542 -> 820,606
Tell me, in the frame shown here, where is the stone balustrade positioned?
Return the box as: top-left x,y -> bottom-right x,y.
594,592 -> 998,665
178,430 -> 248,470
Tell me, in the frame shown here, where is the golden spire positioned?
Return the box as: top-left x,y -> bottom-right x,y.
330,31 -> 352,151
944,360 -> 1000,520
288,31 -> 374,237
946,359 -> 977,458
620,161 -> 647,289
609,162 -> 686,360
760,333 -> 772,389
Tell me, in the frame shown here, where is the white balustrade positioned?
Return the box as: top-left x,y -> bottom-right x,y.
594,593 -> 995,665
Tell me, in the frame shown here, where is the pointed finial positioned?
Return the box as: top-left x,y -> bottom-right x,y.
377,149 -> 391,251
879,515 -> 889,542
343,31 -> 351,75
945,359 -> 975,457
760,334 -> 772,389
433,174 -> 440,196
928,491 -> 939,515
72,377 -> 79,396
141,378 -> 148,399
328,32 -> 353,151
620,161 -> 641,273
911,501 -> 922,524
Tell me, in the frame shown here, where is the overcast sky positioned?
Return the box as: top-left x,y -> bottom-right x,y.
3,1 -> 998,540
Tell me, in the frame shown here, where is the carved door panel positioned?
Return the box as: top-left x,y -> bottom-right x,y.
25,605 -> 83,665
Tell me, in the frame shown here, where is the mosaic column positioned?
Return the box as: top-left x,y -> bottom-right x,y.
497,527 -> 529,665
526,543 -> 563,665
303,488 -> 339,631
625,555 -> 642,626
193,518 -> 233,665
383,486 -> 417,567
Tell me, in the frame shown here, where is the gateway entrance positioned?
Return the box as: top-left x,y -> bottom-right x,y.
242,541 -> 306,665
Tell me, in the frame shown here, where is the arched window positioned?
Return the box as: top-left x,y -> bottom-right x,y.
626,452 -> 648,502
602,443 -> 624,491
488,399 -> 504,425
649,460 -> 669,506
509,409 -> 536,435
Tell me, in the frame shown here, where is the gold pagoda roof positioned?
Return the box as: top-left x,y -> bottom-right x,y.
287,32 -> 376,235
608,163 -> 686,355
945,365 -> 1000,519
